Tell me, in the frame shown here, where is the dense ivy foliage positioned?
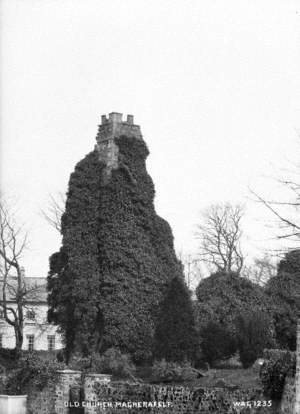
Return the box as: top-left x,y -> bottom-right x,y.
265,250 -> 300,350
48,136 -> 183,361
5,354 -> 63,395
199,321 -> 237,366
235,311 -> 274,368
151,359 -> 197,382
153,277 -> 198,362
260,349 -> 296,400
195,271 -> 273,332
68,348 -> 136,379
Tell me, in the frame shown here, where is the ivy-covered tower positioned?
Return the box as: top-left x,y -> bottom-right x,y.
47,112 -> 183,361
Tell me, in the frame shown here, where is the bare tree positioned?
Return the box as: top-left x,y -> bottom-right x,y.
41,192 -> 66,233
0,200 -> 40,356
177,250 -> 204,290
243,254 -> 277,285
195,203 -> 245,274
250,188 -> 300,243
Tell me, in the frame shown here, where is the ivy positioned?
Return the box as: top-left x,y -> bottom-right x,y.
48,136 -> 183,362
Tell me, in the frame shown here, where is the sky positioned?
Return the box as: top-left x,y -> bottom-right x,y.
1,0 -> 300,278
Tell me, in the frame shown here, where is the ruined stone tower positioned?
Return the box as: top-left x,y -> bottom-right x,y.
95,112 -> 143,178
48,111 -> 183,360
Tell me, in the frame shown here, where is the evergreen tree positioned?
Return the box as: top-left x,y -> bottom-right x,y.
265,250 -> 300,350
153,276 -> 198,363
195,271 -> 272,333
47,129 -> 183,361
200,321 -> 237,366
235,311 -> 274,368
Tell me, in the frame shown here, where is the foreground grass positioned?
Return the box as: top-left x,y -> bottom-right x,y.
136,366 -> 261,389
193,367 -> 260,389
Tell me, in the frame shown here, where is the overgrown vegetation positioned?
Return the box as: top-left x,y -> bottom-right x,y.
265,250 -> 300,351
235,311 -> 274,368
260,349 -> 296,400
48,136 -> 183,362
69,348 -> 136,379
153,276 -> 198,363
151,359 -> 197,383
5,353 -> 63,395
195,271 -> 272,332
200,321 -> 237,366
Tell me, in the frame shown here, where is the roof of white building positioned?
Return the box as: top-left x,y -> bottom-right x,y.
0,277 -> 47,303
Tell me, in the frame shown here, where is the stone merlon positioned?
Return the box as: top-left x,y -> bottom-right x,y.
96,112 -> 143,144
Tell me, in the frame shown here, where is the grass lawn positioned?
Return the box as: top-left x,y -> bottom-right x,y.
193,367 -> 261,389
136,366 -> 261,389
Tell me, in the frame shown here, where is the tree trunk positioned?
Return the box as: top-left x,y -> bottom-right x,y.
14,326 -> 23,359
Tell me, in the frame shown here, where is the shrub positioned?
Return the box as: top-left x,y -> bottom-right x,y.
235,311 -> 274,368
214,354 -> 242,369
151,359 -> 197,383
5,353 -> 64,395
0,348 -> 17,360
259,349 -> 296,400
196,271 -> 272,332
92,348 -> 136,379
265,250 -> 300,351
69,348 -> 136,379
0,364 -> 6,375
200,321 -> 237,366
153,276 -> 199,363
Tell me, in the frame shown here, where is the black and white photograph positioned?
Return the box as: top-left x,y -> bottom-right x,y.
1,1 -> 300,413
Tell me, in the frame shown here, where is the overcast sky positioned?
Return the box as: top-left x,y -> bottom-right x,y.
1,0 -> 300,278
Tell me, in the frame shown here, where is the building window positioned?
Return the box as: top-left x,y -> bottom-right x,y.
27,335 -> 34,351
47,335 -> 55,351
26,310 -> 35,320
0,334 -> 3,348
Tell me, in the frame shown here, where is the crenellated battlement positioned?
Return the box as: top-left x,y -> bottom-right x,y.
95,112 -> 143,182
96,112 -> 143,144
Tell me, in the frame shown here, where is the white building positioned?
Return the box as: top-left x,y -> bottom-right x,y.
0,277 -> 63,351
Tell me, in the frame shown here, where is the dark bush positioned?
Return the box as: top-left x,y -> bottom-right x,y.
259,349 -> 296,400
93,348 -> 136,379
200,321 -> 237,366
151,359 -> 197,383
5,353 -> 64,395
265,250 -> 300,351
69,348 -> 136,379
0,347 -> 18,360
153,276 -> 199,363
195,271 -> 272,332
235,311 -> 274,368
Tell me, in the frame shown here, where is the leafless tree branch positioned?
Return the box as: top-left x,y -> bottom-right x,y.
41,192 -> 66,233
195,203 -> 245,274
0,199 -> 29,355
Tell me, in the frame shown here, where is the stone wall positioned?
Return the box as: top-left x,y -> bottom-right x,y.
27,385 -> 56,414
294,319 -> 300,414
26,370 -> 277,414
280,376 -> 295,414
92,382 -> 272,414
84,373 -> 112,414
280,319 -> 300,414
54,369 -> 82,414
